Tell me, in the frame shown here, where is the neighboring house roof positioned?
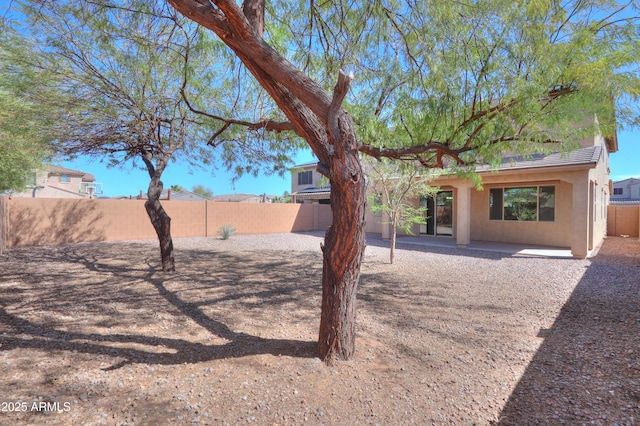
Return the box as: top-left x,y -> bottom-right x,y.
45,165 -> 95,182
613,177 -> 640,185
170,190 -> 211,201
210,193 -> 264,202
290,161 -> 317,170
136,189 -> 210,201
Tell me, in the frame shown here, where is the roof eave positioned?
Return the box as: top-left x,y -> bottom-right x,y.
476,162 -> 597,177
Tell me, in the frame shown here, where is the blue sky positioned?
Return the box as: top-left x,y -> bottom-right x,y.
62,149 -> 317,198
61,127 -> 638,198
610,130 -> 640,181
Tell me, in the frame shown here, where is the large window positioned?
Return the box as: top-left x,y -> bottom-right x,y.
297,171 -> 313,185
489,186 -> 555,222
613,187 -> 623,195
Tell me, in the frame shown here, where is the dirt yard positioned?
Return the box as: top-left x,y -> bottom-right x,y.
0,232 -> 638,425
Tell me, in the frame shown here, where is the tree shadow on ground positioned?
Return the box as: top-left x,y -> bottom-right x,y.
0,242 -> 321,369
497,237 -> 640,424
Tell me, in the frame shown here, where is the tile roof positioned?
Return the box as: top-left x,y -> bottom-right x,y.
45,165 -> 95,182
295,147 -> 602,175
476,146 -> 602,173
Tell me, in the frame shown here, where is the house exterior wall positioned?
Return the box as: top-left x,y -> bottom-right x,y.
3,197 -> 332,248
291,163 -> 323,194
291,126 -> 614,257
468,179 -> 574,248
10,169 -> 92,199
362,168 -> 594,252
364,206 -> 385,234
588,134 -> 612,250
45,173 -> 86,194
366,145 -> 610,257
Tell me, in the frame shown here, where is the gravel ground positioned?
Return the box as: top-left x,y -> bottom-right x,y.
0,232 -> 638,425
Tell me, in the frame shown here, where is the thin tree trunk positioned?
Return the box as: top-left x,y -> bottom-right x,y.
145,176 -> 175,272
390,219 -> 397,264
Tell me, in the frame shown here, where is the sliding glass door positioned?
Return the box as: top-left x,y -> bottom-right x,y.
420,191 -> 453,236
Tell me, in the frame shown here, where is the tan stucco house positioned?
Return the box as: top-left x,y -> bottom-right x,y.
290,162 -> 331,204
10,165 -> 100,199
292,129 -> 617,259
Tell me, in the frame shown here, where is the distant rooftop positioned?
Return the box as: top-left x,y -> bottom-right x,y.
46,164 -> 95,182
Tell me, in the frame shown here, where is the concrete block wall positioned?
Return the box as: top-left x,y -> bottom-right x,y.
206,202 -> 327,235
607,205 -> 640,237
3,197 -> 332,248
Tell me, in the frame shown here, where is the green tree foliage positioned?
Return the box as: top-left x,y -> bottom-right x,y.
348,1 -> 639,166
8,0 -> 233,270
5,0 -> 308,270
191,184 -> 213,198
0,94 -> 50,192
365,157 -> 439,264
169,0 -> 639,361
6,0 -> 307,269
0,25 -> 57,192
272,190 -> 292,203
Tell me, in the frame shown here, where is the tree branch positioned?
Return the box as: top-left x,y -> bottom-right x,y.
170,0 -> 334,120
242,0 -> 265,37
180,87 -> 299,136
326,70 -> 352,156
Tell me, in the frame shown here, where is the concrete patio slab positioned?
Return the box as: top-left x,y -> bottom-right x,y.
393,236 -> 576,258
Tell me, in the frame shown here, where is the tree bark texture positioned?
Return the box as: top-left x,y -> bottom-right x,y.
318,139 -> 368,362
168,0 -> 367,361
145,175 -> 176,272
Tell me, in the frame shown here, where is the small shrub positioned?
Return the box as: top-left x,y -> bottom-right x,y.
218,224 -> 236,240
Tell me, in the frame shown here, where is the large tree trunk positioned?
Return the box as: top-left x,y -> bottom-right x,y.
145,176 -> 175,272
167,0 -> 367,361
316,80 -> 369,361
318,143 -> 368,362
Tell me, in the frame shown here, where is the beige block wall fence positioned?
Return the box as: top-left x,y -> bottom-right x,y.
1,196 -> 638,253
0,196 -> 332,249
607,205 -> 640,238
